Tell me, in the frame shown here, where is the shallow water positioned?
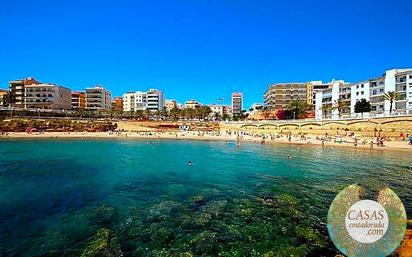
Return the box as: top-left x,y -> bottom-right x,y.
0,139 -> 411,256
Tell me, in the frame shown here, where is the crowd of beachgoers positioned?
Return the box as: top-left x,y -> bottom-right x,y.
2,128 -> 412,151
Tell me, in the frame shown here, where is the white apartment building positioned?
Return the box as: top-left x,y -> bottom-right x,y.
123,89 -> 164,112
147,89 -> 165,111
350,81 -> 370,113
85,86 -> 112,111
123,91 -> 147,112
209,104 -> 224,116
24,83 -> 71,110
314,68 -> 412,120
314,80 -> 346,119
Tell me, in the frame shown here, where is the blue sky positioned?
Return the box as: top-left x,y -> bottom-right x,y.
1,0 -> 411,108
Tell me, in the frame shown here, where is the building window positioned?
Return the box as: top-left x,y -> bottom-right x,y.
361,91 -> 364,95
356,85 -> 359,89
361,84 -> 364,88
356,92 -> 359,96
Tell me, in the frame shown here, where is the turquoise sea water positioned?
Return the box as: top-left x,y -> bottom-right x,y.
0,139 -> 411,257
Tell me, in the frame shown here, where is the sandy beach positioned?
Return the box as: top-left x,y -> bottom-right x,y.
2,131 -> 412,152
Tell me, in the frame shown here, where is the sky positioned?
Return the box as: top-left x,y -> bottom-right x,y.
1,0 -> 412,108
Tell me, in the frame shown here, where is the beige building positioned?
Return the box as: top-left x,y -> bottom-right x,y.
9,77 -> 41,108
165,99 -> 177,111
24,83 -> 71,110
71,91 -> 86,109
85,86 -> 112,110
264,83 -> 308,110
0,89 -> 8,106
111,97 -> 123,111
184,99 -> 201,109
209,104 -> 224,116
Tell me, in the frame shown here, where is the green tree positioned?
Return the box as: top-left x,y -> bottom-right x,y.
383,91 -> 400,114
169,108 -> 181,121
285,99 -> 310,119
332,99 -> 349,118
354,98 -> 371,113
143,109 -> 151,120
321,104 -> 332,118
197,106 -> 212,120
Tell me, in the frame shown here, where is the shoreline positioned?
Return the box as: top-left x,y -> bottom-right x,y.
2,131 -> 412,152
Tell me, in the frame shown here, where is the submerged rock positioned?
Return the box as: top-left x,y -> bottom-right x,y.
181,212 -> 212,229
92,205 -> 117,226
189,231 -> 218,255
80,228 -> 123,257
148,201 -> 183,221
201,200 -> 228,218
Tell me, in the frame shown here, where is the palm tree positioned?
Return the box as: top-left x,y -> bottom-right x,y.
321,104 -> 333,118
135,110 -> 144,120
169,108 -> 180,121
331,100 -> 349,118
143,109 -> 151,120
285,99 -> 310,119
383,91 -> 400,115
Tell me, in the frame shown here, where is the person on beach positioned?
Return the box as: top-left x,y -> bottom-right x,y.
321,138 -> 325,148
370,140 -> 374,150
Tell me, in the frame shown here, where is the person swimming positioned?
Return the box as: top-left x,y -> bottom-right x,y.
188,161 -> 192,166
287,154 -> 292,159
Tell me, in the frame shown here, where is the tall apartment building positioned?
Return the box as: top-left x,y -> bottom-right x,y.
8,77 -> 40,108
24,83 -> 71,110
264,83 -> 308,109
71,91 -> 86,110
146,89 -> 164,111
231,92 -> 243,114
85,86 -> 112,111
123,89 -> 164,112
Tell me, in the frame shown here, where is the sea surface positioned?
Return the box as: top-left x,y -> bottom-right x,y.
0,139 -> 411,257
